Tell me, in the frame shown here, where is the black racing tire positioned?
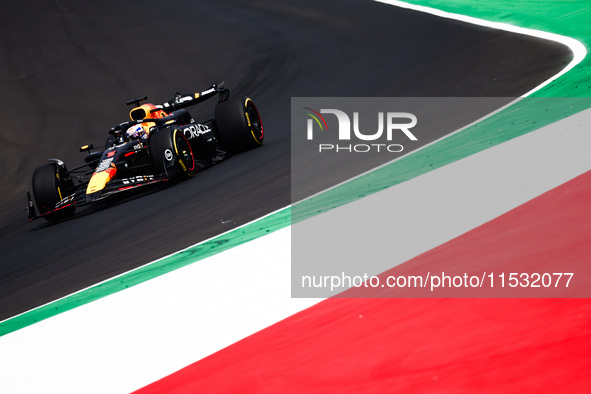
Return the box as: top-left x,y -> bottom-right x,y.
148,127 -> 195,181
214,96 -> 263,153
32,162 -> 76,221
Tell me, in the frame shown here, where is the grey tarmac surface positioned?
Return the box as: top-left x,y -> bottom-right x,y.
0,0 -> 571,320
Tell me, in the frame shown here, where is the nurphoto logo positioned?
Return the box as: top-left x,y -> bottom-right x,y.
303,107 -> 418,153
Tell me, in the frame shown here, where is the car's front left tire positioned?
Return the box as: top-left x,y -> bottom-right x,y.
32,162 -> 76,221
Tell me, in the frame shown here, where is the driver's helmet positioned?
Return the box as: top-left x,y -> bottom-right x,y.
126,124 -> 148,140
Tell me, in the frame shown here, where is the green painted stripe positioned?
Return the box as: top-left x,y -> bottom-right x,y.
2,0 -> 590,337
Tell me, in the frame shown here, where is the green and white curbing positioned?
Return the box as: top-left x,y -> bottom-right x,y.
1,0 -> 589,337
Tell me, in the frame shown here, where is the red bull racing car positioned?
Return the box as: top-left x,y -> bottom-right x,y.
27,82 -> 264,222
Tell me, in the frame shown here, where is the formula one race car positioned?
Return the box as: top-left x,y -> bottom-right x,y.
27,82 -> 263,221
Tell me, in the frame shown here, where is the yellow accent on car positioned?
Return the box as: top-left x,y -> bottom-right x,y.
243,98 -> 261,144
250,130 -> 263,145
173,129 -> 179,153
55,172 -> 64,199
86,168 -> 116,194
171,130 -> 184,170
178,159 -> 187,172
129,106 -> 147,121
144,122 -> 156,132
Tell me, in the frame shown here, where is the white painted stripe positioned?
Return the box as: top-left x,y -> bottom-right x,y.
1,107 -> 589,394
0,226 -> 322,394
373,0 -> 587,97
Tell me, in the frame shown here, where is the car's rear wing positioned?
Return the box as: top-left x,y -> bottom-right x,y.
156,81 -> 229,113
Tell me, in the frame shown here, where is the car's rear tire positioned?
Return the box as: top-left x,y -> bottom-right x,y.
214,96 -> 263,153
149,127 -> 195,181
32,162 -> 76,221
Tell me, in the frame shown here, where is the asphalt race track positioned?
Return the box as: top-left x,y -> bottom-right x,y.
0,0 -> 571,320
